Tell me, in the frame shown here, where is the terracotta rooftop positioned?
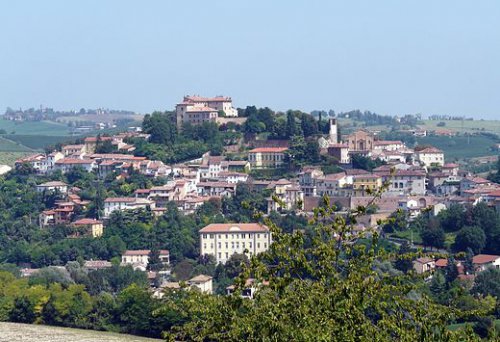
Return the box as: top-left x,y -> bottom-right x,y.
104,197 -> 137,203
56,158 -> 94,165
248,147 -> 288,153
200,223 -> 269,233
416,147 -> 443,154
123,249 -> 169,256
473,254 -> 500,265
73,218 -> 102,225
415,257 -> 434,264
435,259 -> 448,267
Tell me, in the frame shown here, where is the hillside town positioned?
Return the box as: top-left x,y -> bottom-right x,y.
9,96 -> 500,302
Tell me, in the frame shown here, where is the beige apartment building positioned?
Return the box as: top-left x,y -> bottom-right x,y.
199,223 -> 271,264
248,147 -> 288,169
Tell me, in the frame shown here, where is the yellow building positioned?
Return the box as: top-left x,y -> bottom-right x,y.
199,223 -> 271,264
71,218 -> 104,238
248,147 -> 288,169
352,174 -> 382,196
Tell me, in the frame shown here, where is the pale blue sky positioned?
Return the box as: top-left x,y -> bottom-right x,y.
0,1 -> 499,118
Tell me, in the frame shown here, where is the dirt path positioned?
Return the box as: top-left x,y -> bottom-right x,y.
0,322 -> 161,342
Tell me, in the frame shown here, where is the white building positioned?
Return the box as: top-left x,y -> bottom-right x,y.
187,274 -> 213,294
104,197 -> 155,218
36,181 -> 68,194
375,170 -> 426,196
199,223 -> 271,264
473,254 -> 500,272
121,249 -> 170,270
54,158 -> 97,173
414,147 -> 444,167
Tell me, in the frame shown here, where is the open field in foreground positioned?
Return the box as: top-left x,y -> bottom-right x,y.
0,322 -> 161,342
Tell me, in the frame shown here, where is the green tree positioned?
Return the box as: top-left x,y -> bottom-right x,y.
453,226 -> 486,254
472,268 -> 500,298
421,226 -> 445,250
142,111 -> 177,145
444,256 -> 459,284
438,204 -> 465,232
9,296 -> 36,323
161,199 -> 476,341
394,240 -> 413,273
147,247 -> 163,272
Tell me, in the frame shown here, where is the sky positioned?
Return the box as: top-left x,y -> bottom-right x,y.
0,1 -> 499,119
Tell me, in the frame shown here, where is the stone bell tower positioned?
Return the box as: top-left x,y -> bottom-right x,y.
329,118 -> 338,144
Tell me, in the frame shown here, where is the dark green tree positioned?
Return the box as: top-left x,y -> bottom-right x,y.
453,226 -> 486,254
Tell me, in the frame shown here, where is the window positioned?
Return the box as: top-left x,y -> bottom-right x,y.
249,242 -> 252,249
231,242 -> 234,248
242,242 -> 245,248
218,252 -> 221,259
225,253 -> 228,259
225,242 -> 228,248
218,242 -> 221,249
257,243 -> 261,249
203,234 -> 207,239
203,243 -> 206,249
264,243 -> 267,248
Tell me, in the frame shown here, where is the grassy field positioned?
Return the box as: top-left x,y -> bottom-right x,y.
390,227 -> 423,245
56,113 -> 144,124
416,135 -> 499,161
0,151 -> 32,166
0,322 -> 161,342
421,119 -> 500,135
5,134 -> 75,150
0,136 -> 33,152
0,119 -> 71,136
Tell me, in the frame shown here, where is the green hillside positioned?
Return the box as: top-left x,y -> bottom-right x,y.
416,135 -> 499,160
0,119 -> 70,136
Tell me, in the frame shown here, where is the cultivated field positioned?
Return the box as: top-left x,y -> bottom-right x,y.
421,119 -> 500,135
56,113 -> 144,124
0,152 -> 32,166
0,137 -> 33,152
416,135 -> 499,160
0,322 -> 161,342
0,120 -> 71,136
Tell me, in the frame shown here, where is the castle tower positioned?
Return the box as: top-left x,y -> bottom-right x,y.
329,118 -> 338,144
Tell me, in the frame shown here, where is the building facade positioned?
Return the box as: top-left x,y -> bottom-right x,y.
199,223 -> 271,264
248,147 -> 288,169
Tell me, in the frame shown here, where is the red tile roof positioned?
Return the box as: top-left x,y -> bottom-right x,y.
123,249 -> 169,256
200,223 -> 269,233
73,218 -> 102,225
104,197 -> 136,203
473,254 -> 500,265
417,147 -> 443,154
56,158 -> 94,165
435,259 -> 448,267
84,136 -> 113,143
248,147 -> 288,153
